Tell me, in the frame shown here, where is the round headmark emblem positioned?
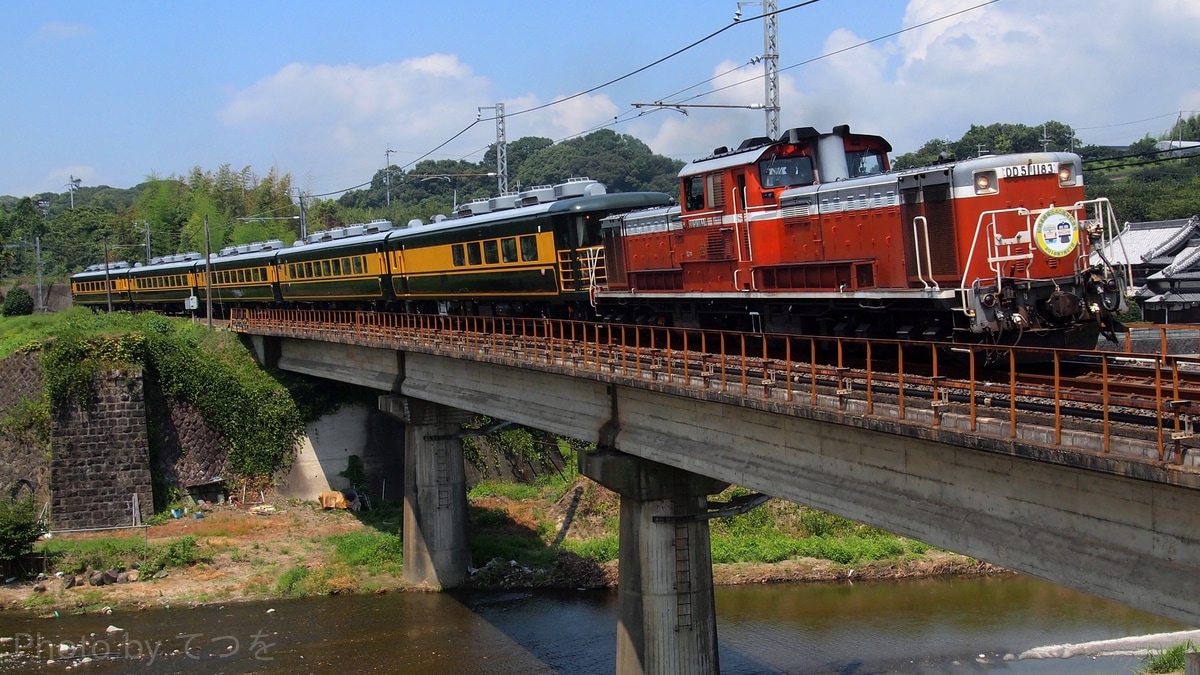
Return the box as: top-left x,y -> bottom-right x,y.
1033,207 -> 1079,258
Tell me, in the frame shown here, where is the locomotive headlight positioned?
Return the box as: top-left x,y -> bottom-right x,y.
974,170 -> 998,195
1058,165 -> 1075,186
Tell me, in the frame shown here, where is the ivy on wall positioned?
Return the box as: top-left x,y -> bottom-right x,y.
36,312 -> 305,485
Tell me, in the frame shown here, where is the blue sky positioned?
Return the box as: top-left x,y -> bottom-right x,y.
2,0 -> 1198,199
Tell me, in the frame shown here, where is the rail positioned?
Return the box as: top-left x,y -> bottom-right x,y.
230,308 -> 1200,471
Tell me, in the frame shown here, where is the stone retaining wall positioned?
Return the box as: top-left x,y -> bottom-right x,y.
49,369 -> 154,529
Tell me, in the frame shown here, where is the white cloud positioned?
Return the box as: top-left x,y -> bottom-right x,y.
217,56 -> 635,190
209,0 -> 1200,194
770,0 -> 1200,154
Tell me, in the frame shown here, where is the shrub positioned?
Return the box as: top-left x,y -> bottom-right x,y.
1,286 -> 34,317
0,496 -> 45,568
1142,641 -> 1194,674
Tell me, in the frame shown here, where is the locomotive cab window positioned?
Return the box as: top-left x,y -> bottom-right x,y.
484,240 -> 499,265
847,150 -> 885,178
452,244 -> 465,267
684,176 -> 705,211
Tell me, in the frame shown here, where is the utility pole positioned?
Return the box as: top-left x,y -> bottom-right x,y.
35,237 -> 43,312
735,0 -> 780,140
478,104 -> 508,194
295,189 -> 308,240
103,238 -> 113,312
384,147 -> 397,207
204,215 -> 213,329
144,221 -> 152,263
66,175 -> 80,209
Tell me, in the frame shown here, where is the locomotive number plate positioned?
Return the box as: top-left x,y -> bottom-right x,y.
1001,162 -> 1057,179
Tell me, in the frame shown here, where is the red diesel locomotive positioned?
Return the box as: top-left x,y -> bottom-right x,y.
598,124 -> 1129,349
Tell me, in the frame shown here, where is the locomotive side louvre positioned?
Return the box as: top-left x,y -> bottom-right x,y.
898,170 -> 959,285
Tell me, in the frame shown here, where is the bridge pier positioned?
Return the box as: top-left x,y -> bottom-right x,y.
380,396 -> 473,590
581,448 -> 729,675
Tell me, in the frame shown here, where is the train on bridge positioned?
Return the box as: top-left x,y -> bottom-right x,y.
73,124 -> 1130,350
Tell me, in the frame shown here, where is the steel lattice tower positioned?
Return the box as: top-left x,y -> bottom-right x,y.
480,103 -> 508,194
763,0 -> 779,140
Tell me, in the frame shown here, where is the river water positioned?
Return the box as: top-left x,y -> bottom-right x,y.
0,575 -> 1186,674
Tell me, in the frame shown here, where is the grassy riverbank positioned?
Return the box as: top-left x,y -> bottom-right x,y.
0,475 -> 1002,615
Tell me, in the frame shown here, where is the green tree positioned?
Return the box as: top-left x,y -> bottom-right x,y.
5,198 -> 44,276
1167,114 -> 1200,143
516,129 -> 682,194
481,136 -> 554,182
134,176 -> 191,257
1,286 -> 34,316
0,496 -> 45,569
0,230 -> 14,279
42,205 -> 116,276
893,121 -> 1078,169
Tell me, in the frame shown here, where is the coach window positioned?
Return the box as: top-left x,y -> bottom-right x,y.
500,237 -> 518,263
304,262 -> 314,278
520,235 -> 538,261
467,242 -> 482,266
322,260 -> 332,276
332,259 -> 342,276
352,257 -> 364,274
452,244 -> 466,267
341,258 -> 352,274
483,240 -> 499,265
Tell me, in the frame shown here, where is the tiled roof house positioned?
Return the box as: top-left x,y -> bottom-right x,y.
1092,216 -> 1200,323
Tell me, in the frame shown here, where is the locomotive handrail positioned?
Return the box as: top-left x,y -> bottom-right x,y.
1072,197 -> 1135,294
910,216 -> 938,290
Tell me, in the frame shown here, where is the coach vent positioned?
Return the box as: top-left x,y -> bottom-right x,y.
489,193 -> 519,211
554,177 -> 605,199
519,185 -> 555,206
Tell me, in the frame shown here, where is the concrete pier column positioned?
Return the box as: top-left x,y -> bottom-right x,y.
581,449 -> 729,675
380,396 -> 473,590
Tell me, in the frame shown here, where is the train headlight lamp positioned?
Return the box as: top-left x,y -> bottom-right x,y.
974,170 -> 998,195
1058,165 -> 1075,186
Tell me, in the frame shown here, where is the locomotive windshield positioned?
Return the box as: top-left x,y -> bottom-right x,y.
759,156 -> 814,188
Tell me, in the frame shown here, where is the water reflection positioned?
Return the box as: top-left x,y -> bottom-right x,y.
0,575 -> 1185,674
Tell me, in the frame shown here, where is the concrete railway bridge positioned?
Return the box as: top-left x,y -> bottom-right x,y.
230,308 -> 1200,675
